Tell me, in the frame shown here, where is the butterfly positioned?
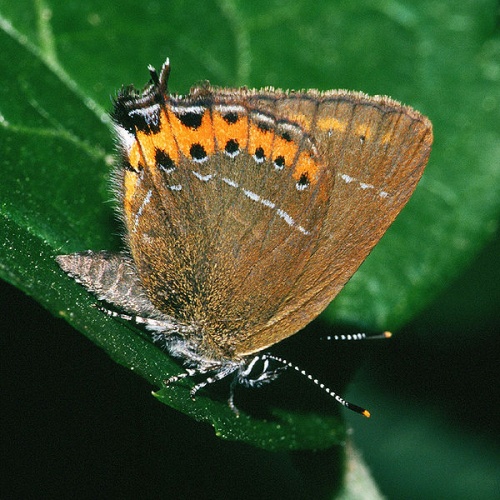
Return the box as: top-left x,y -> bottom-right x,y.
57,58 -> 432,416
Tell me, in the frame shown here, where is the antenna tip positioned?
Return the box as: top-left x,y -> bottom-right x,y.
383,331 -> 393,338
362,409 -> 371,418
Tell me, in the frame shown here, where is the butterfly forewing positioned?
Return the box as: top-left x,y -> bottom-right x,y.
114,67 -> 431,359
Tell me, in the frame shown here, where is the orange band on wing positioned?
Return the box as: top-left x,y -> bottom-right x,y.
167,109 -> 215,158
212,110 -> 249,150
248,122 -> 274,159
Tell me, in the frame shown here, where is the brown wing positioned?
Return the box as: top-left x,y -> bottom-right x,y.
115,83 -> 431,359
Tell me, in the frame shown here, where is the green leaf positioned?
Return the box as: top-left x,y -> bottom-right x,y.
1,0 -> 498,474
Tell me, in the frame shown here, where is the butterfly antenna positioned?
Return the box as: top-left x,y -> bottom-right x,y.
322,331 -> 392,341
262,354 -> 371,418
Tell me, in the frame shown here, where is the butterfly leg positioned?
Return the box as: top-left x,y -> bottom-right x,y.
188,364 -> 239,400
228,376 -> 241,416
164,369 -> 197,386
